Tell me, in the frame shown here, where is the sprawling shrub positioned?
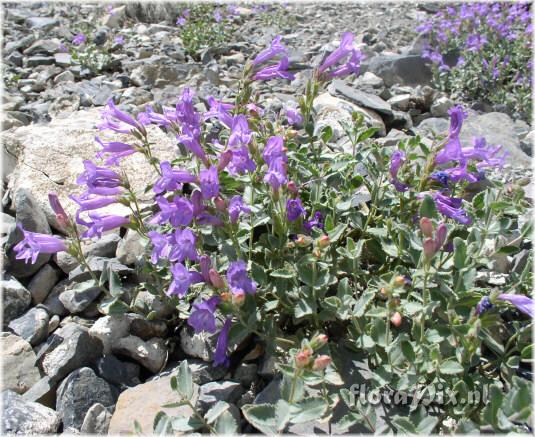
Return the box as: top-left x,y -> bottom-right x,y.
418,2 -> 532,120
16,31 -> 532,434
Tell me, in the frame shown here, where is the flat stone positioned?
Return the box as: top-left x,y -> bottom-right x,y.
68,256 -> 132,282
8,307 -> 50,346
23,39 -> 61,55
80,403 -> 113,434
39,322 -> 103,382
2,390 -> 60,434
388,94 -> 411,111
2,275 -> 31,324
56,367 -> 116,431
25,16 -> 60,30
53,70 -> 75,84
54,251 -> 79,273
112,335 -> 167,373
95,354 -> 141,389
89,315 -> 131,354
365,54 -> 432,87
330,80 -> 393,115
1,333 -> 41,394
198,381 -> 244,413
108,373 -> 199,434
26,56 -> 56,67
133,290 -> 176,319
40,279 -> 69,316
129,315 -> 168,340
27,264 -> 61,304
58,280 -> 103,313
22,376 -> 57,408
179,325 -> 218,362
430,96 -> 454,117
54,52 -> 72,67
116,229 -> 146,265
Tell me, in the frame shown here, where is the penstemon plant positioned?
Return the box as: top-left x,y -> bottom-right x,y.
14,32 -> 532,434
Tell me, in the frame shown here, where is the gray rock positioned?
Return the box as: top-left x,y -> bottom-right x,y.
329,80 -> 393,115
6,51 -> 23,67
134,290 -> 176,319
116,229 -> 146,265
1,333 -> 41,394
512,249 -> 530,274
4,34 -> 35,55
89,315 -> 131,354
366,54 -> 432,87
8,307 -> 50,346
54,52 -> 72,67
54,251 -> 79,273
234,363 -> 258,387
58,280 -> 103,313
53,70 -> 75,84
154,359 -> 227,385
95,354 -> 141,388
376,129 -> 411,147
415,117 -> 450,138
430,96 -> 454,117
129,315 -> 168,340
254,377 -> 281,404
130,65 -> 159,87
68,256 -> 132,282
519,130 -> 533,157
41,279 -> 69,316
388,94 -> 411,111
48,314 -> 61,333
2,275 -> 31,324
56,367 -> 116,431
102,5 -> 126,28
112,335 -> 167,373
120,87 -> 154,106
198,381 -> 244,413
2,390 -> 60,434
258,354 -> 277,378
39,322 -> 103,382
25,16 -> 60,30
22,376 -> 57,408
80,403 -> 112,434
27,264 -> 61,304
23,39 -> 61,55
180,325 -> 218,362
26,56 -> 56,67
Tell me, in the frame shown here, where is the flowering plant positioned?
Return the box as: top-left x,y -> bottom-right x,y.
15,32 -> 532,433
418,2 -> 532,120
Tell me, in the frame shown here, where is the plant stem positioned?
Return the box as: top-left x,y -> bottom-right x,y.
288,366 -> 302,404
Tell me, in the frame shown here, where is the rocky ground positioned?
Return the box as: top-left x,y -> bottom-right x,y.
1,2 -> 532,435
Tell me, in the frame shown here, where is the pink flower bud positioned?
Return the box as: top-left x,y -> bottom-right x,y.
312,355 -> 332,370
48,193 -> 69,229
214,196 -> 226,212
435,223 -> 448,249
423,237 -> 436,259
287,181 -> 298,194
390,312 -> 402,327
318,235 -> 330,248
232,290 -> 245,306
419,217 -> 434,238
217,150 -> 233,172
310,333 -> 328,349
209,269 -> 225,289
295,350 -> 312,368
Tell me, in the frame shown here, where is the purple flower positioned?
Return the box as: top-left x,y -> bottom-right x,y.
48,193 -> 69,227
176,17 -> 186,26
262,136 -> 286,165
497,294 -> 534,318
199,255 -> 212,283
13,225 -> 67,264
188,296 -> 221,333
227,146 -> 256,175
214,318 -> 232,367
114,35 -> 125,45
228,196 -> 251,224
227,260 -> 257,295
72,33 -> 86,46
318,32 -> 354,73
286,198 -> 306,222
435,106 -> 468,165
80,212 -> 130,239
167,263 -> 192,297
204,96 -> 234,128
76,160 -> 123,196
200,166 -> 219,200
462,137 -> 507,170
253,56 -> 295,81
475,296 -> 493,315
95,137 -> 136,165
153,162 -> 196,195
70,193 -> 118,212
431,192 -> 472,225
304,211 -> 324,233
148,231 -> 174,264
263,159 -> 287,191
430,171 -> 450,187
139,105 -> 171,128
286,107 -> 303,126
389,150 -> 409,192
150,196 -> 194,227
252,35 -> 288,66
97,99 -> 147,135
177,131 -> 208,166
326,49 -> 362,79
170,228 -> 198,263
213,9 -> 223,22
228,115 -> 252,148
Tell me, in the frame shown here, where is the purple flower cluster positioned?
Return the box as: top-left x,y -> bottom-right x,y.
14,224 -> 67,264
251,36 -> 295,81
318,32 -> 363,79
263,136 -> 288,191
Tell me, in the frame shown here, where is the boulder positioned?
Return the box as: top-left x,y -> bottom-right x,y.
95,354 -> 141,389
8,307 -> 50,346
116,229 -> 146,265
27,264 -> 61,304
1,333 -> 41,394
197,381 -> 244,413
4,108 -> 178,231
329,80 -> 393,116
80,403 -> 113,434
2,390 -> 60,434
2,275 -> 31,324
58,280 -> 103,314
112,335 -> 167,373
89,315 -> 131,354
365,54 -> 432,87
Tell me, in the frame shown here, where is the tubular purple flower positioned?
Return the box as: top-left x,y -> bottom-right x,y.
253,56 -> 295,81
262,136 -> 286,165
228,115 -> 252,148
177,131 -> 208,167
97,99 -> 146,135
318,32 -> 355,73
304,211 -> 324,233
435,106 -> 468,165
200,166 -> 220,200
214,318 -> 232,367
497,294 -> 534,318
389,150 -> 409,192
204,96 -> 234,128
148,231 -> 174,264
150,196 -> 194,227
435,223 -> 448,249
70,193 -> 118,212
139,105 -> 171,128
72,33 -> 86,46
286,198 -> 306,222
188,296 -> 221,333
81,212 -> 130,239
264,159 -> 287,191
13,224 -> 67,264
252,35 -> 288,66
431,192 -> 472,225
170,228 -> 198,263
190,190 -> 204,217
167,263 -> 192,297
286,107 -> 303,126
326,49 -> 362,79
228,196 -> 251,224
227,147 -> 257,175
153,162 -> 196,195
76,160 -> 123,196
95,137 -> 136,165
48,193 -> 69,228
227,260 -> 257,295
199,255 -> 212,283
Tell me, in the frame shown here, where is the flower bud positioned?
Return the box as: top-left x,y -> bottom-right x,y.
287,180 -> 298,194
310,333 -> 328,349
295,234 -> 311,247
393,276 -> 406,287
312,355 -> 332,371
48,193 -> 69,229
419,217 -> 434,238
232,291 -> 245,306
312,248 -> 322,258
209,269 -> 225,289
390,312 -> 402,327
423,237 -> 436,259
318,235 -> 330,248
282,147 -> 288,154
214,196 -> 226,212
217,150 -> 233,172
435,223 -> 448,249
379,287 -> 389,299
295,350 -> 311,368
220,291 -> 231,302
287,129 -> 298,139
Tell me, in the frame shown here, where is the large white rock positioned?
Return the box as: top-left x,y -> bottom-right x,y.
4,108 -> 178,230
1,333 -> 41,394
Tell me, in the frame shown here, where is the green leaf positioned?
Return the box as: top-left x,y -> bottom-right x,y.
294,298 -> 316,319
99,297 -> 129,315
170,416 -> 204,432
392,416 -> 417,434
176,360 -> 193,400
242,404 -> 284,434
415,416 -> 438,434
289,398 -> 328,424
109,270 -> 123,297
153,411 -> 172,434
214,410 -> 238,435
270,268 -> 295,279
419,195 -> 438,219
453,237 -> 467,269
320,125 -> 333,143
205,401 -> 230,424
133,420 -> 143,434
327,223 -> 347,243
251,262 -> 268,285
440,359 -> 464,375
